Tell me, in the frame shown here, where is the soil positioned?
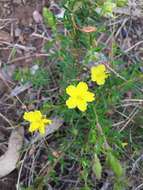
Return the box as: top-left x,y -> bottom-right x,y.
0,1 -> 50,189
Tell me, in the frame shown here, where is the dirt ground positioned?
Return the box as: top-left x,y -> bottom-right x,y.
0,1 -> 50,189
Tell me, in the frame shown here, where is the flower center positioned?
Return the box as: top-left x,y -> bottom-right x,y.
76,95 -> 83,101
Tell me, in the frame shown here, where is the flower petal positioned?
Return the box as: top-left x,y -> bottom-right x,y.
23,112 -> 31,121
39,125 -> 46,135
77,100 -> 87,112
85,92 -> 95,102
23,110 -> 42,122
33,110 -> 42,120
91,65 -> 106,76
24,112 -> 36,122
96,64 -> 106,72
43,118 -> 52,125
77,82 -> 88,92
96,77 -> 106,85
66,97 -> 77,109
91,74 -> 97,82
66,85 -> 77,96
29,122 -> 39,132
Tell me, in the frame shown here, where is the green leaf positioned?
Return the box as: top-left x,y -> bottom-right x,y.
107,152 -> 123,178
114,182 -> 125,190
42,7 -> 56,31
116,0 -> 127,7
72,1 -> 83,12
92,153 -> 102,180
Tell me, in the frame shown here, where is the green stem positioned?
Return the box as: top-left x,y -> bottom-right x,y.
91,105 -> 110,150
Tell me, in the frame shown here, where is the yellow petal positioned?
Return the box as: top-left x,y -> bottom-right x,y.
91,67 -> 97,75
23,110 -> 42,122
91,74 -> 97,82
33,110 -> 42,120
66,97 -> 77,109
96,76 -> 106,85
105,73 -> 109,78
43,118 -> 52,125
85,92 -> 95,102
66,85 -> 77,96
121,142 -> 128,148
39,125 -> 46,135
97,80 -> 105,85
91,65 -> 106,81
29,122 -> 39,132
77,82 -> 88,92
96,64 -> 106,72
77,100 -> 87,112
24,112 -> 36,122
23,112 -> 30,121
91,68 -> 100,81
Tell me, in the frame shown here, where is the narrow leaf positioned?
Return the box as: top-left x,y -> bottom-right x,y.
92,153 -> 102,180
107,153 -> 123,178
42,7 -> 56,31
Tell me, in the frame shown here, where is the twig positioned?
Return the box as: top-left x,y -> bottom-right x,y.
116,40 -> 143,59
31,33 -> 51,41
115,102 -> 142,108
0,41 -> 36,51
112,120 -> 125,127
101,180 -> 110,190
0,112 -> 14,129
135,183 -> 143,190
16,147 -> 30,190
122,99 -> 143,102
125,40 -> 143,53
0,19 -> 17,21
119,106 -> 139,132
106,64 -> 127,81
115,18 -> 128,38
8,53 -> 50,64
131,154 -> 143,174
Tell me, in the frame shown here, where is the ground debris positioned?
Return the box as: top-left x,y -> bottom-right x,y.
0,127 -> 24,178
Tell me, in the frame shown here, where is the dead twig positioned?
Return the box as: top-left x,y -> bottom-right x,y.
119,106 -> 139,132
0,112 -> 14,129
131,154 -> 143,174
134,183 -> 143,190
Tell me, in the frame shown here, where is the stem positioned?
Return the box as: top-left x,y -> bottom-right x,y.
92,106 -> 110,150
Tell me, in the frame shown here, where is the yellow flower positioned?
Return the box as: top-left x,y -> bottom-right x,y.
121,142 -> 128,148
91,64 -> 109,85
66,82 -> 95,112
23,110 -> 52,135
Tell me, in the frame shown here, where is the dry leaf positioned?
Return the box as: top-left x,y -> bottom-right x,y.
0,65 -> 15,97
0,127 -> 24,178
79,26 -> 96,33
0,31 -> 12,42
10,83 -> 31,97
45,117 -> 63,136
33,10 -> 43,23
0,65 -> 15,82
